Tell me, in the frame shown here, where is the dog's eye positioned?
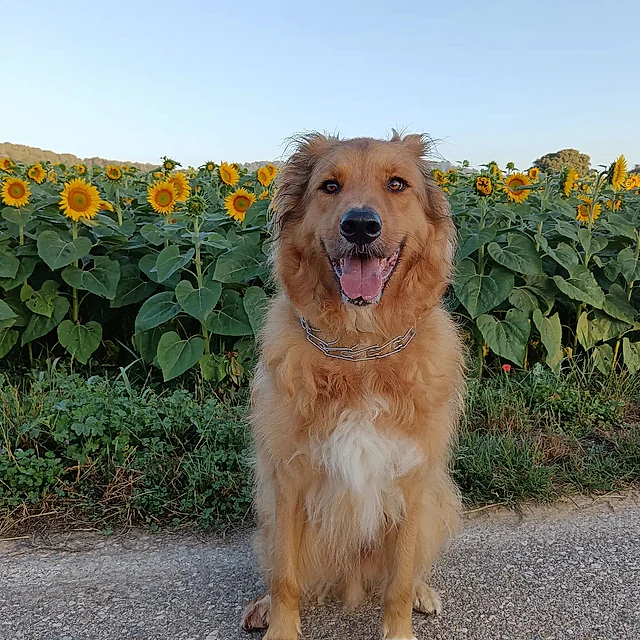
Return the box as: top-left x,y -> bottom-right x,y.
387,177 -> 407,192
320,180 -> 341,194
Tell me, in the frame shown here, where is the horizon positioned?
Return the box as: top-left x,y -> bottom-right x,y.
0,1 -> 638,170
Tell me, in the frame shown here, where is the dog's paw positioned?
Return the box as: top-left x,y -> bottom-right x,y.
413,581 -> 442,616
241,593 -> 271,631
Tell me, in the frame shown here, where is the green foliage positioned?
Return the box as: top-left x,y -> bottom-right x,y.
448,165 -> 640,375
533,148 -> 591,174
2,153 -> 640,383
0,369 -> 251,529
1,366 -> 637,530
0,159 -> 273,387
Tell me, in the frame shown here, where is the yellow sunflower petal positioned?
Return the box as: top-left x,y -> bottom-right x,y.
27,163 -> 46,184
168,172 -> 191,202
105,165 -> 123,182
59,178 -> 101,221
563,168 -> 579,197
257,166 -> 273,187
609,155 -> 627,191
0,158 -> 15,173
265,164 -> 278,180
502,173 -> 532,204
219,162 -> 240,187
224,187 -> 255,222
147,180 -> 178,214
1,177 -> 31,207
474,175 -> 493,196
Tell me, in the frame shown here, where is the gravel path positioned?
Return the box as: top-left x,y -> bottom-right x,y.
1,498 -> 639,640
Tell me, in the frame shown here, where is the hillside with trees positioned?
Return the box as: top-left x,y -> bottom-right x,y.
0,142 -> 159,171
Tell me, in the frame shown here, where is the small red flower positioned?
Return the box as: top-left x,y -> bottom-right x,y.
502,364 -> 512,373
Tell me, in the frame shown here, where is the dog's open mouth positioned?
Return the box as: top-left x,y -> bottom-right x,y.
330,251 -> 399,305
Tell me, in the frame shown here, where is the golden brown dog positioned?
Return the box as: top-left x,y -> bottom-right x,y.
241,132 -> 464,640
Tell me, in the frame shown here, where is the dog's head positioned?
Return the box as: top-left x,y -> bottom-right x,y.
271,132 -> 456,327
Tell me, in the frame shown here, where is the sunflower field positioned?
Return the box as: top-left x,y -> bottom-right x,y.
1,154 -> 639,384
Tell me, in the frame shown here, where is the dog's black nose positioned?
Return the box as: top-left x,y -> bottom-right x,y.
339,208 -> 382,245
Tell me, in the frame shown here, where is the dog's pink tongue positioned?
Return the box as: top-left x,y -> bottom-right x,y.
340,257 -> 383,301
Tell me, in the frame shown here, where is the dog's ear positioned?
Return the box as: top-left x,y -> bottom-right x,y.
270,133 -> 338,234
392,130 -> 429,160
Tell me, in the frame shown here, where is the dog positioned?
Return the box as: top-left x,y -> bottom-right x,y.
241,132 -> 464,640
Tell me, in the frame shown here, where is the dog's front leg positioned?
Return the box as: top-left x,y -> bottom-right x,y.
382,478 -> 422,640
264,473 -> 303,640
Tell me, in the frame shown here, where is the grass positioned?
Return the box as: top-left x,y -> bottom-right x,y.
455,363 -> 640,504
0,361 -> 638,535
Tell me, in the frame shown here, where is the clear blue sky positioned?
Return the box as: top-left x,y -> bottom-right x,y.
2,0 -> 637,170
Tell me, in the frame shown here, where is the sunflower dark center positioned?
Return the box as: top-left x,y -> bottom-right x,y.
69,188 -> 90,211
9,183 -> 26,198
156,189 -> 173,206
234,196 -> 250,212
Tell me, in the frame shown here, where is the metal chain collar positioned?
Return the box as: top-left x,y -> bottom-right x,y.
299,317 -> 416,361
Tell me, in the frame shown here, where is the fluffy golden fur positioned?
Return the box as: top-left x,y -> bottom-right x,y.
242,132 -> 465,640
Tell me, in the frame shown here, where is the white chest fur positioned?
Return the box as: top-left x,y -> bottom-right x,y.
306,397 -> 423,550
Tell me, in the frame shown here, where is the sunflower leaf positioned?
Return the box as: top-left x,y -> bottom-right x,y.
37,230 -> 93,270
156,332 -> 204,382
61,256 -> 121,300
57,320 -> 102,365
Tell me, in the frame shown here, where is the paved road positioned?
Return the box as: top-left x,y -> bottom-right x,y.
1,499 -> 639,640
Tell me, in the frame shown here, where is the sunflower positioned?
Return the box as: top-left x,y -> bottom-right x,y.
432,169 -> 445,186
74,164 -> 86,175
47,170 -> 58,183
475,175 -> 493,196
625,175 -> 640,190
0,158 -> 15,173
445,168 -> 458,185
231,163 -> 240,171
608,155 -> 627,191
576,196 -> 602,225
121,196 -> 133,206
265,164 -> 278,180
1,177 -> 31,207
28,163 -> 46,184
488,162 -> 503,181
528,167 -> 540,181
147,180 -> 178,214
121,165 -> 130,172
219,162 -> 240,186
563,168 -> 579,197
502,173 -> 532,203
258,190 -> 271,200
204,161 -> 216,172
99,200 -> 115,212
605,198 -> 621,211
59,178 -> 101,221
186,193 -> 206,217
224,187 -> 255,222
153,171 -> 164,180
168,172 -> 191,202
105,165 -> 123,182
257,166 -> 273,187
162,157 -> 178,171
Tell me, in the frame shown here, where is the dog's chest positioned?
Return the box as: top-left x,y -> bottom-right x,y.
306,399 -> 422,547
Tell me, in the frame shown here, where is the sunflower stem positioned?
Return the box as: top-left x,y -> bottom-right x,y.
478,199 -> 487,275
193,216 -> 210,355
115,187 -> 123,226
19,225 -> 24,246
164,214 -> 171,248
584,173 -> 603,268
72,221 -> 80,323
